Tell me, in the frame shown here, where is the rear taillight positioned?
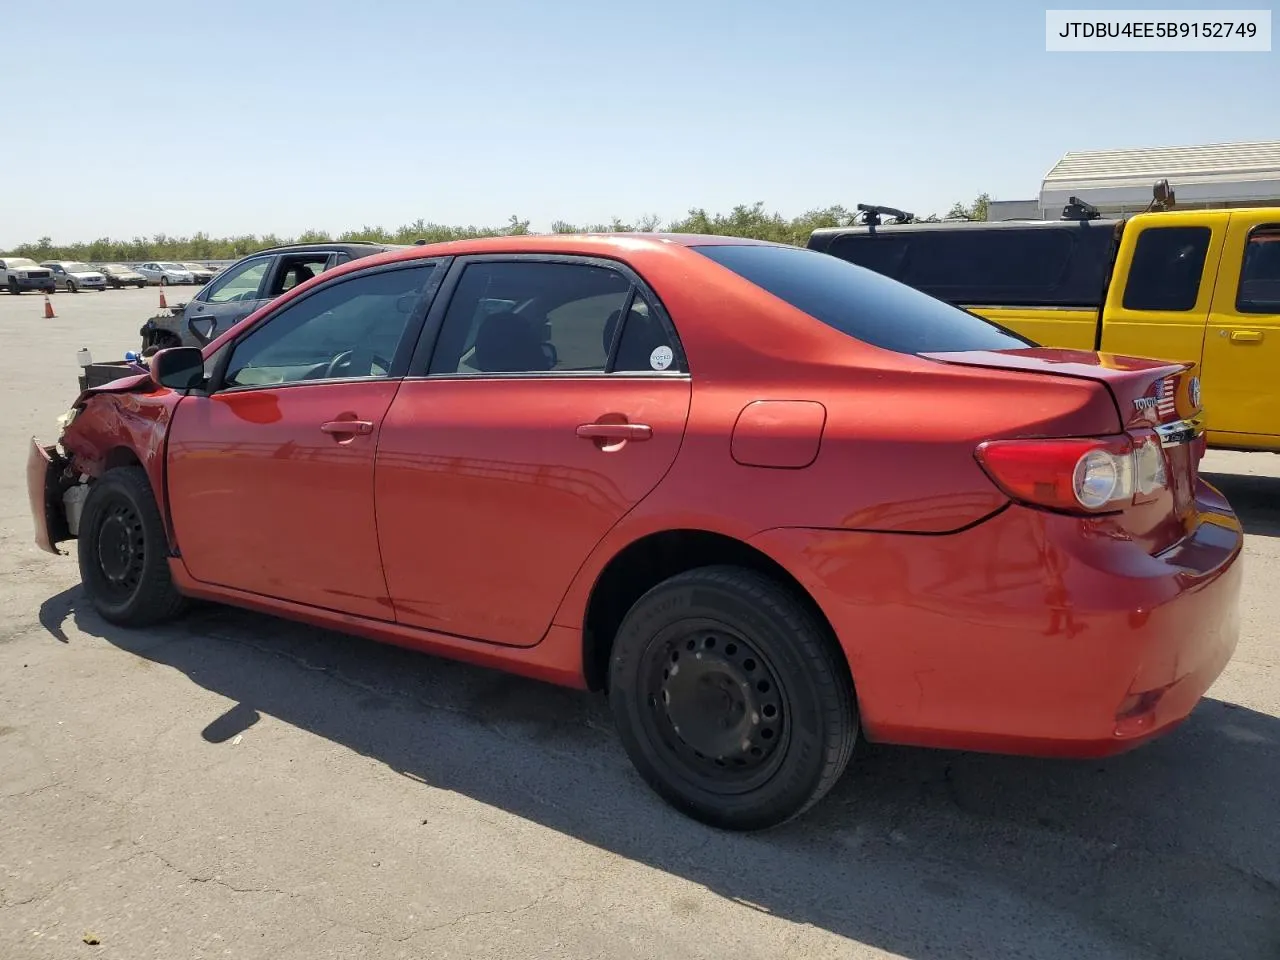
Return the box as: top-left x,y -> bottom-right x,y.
975,431 -> 1168,514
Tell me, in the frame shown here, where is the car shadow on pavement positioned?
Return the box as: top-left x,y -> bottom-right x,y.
41,586 -> 1280,960
1203,470 -> 1280,537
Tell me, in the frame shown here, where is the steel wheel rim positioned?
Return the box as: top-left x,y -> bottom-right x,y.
638,617 -> 790,795
94,497 -> 146,601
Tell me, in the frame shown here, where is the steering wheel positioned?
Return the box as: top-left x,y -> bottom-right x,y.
323,349 -> 392,379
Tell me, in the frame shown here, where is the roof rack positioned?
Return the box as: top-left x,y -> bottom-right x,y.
856,203 -> 915,228
1060,196 -> 1101,221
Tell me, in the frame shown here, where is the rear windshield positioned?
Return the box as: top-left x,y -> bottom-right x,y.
693,243 -> 1032,354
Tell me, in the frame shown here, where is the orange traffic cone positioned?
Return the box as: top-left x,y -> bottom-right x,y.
43,295 -> 55,319
159,288 -> 168,309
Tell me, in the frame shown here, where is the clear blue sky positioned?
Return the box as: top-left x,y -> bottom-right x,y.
2,0 -> 1275,246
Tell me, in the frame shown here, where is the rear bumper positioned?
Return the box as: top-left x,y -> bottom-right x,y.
27,439 -> 71,555
750,484 -> 1243,758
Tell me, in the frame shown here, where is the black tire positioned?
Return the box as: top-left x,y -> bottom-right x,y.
609,565 -> 857,831
8,282 -> 20,295
68,279 -> 78,293
159,276 -> 168,286
77,466 -> 188,627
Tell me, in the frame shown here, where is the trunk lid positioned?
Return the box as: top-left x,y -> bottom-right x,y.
919,347 -> 1199,432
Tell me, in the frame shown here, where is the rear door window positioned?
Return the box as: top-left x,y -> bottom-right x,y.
426,260 -> 684,375
694,242 -> 1031,354
1237,225 -> 1280,314
1122,226 -> 1211,312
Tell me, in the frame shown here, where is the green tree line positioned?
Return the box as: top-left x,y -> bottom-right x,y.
3,195 -> 991,262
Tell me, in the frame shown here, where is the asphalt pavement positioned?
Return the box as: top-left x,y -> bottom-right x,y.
1,286 -> 1277,959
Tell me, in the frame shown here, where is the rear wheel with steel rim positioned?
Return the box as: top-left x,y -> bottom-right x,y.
78,467 -> 188,626
609,565 -> 857,831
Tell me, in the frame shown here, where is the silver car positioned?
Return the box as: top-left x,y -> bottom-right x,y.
136,261 -> 195,285
40,261 -> 107,292
181,262 -> 217,285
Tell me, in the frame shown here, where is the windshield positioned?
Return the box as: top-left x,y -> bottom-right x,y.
692,243 -> 1033,355
66,262 -> 93,272
102,263 -> 129,272
184,263 -> 207,271
159,262 -> 186,270
7,258 -> 38,268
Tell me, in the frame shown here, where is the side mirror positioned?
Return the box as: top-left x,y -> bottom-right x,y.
150,346 -> 205,390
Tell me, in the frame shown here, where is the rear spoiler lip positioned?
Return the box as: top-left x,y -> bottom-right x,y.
926,348 -> 1192,435
918,347 -> 1190,382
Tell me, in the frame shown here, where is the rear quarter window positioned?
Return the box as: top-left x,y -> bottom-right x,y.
1122,226 -> 1211,312
694,243 -> 1032,355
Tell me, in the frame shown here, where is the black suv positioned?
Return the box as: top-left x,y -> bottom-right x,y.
140,241 -> 403,350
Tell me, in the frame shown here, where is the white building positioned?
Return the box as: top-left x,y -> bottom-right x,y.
986,140 -> 1280,220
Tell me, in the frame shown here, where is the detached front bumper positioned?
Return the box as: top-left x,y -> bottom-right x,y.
28,439 -> 71,554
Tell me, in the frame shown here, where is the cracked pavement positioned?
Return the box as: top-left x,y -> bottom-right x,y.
2,288 -> 1278,959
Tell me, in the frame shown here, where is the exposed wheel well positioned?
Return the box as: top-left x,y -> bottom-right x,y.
103,447 -> 143,472
582,529 -> 846,693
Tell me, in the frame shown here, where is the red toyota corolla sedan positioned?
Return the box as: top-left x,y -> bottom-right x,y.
28,233 -> 1243,830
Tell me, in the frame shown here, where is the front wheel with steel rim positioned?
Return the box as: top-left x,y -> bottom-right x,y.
77,466 -> 189,626
609,565 -> 858,831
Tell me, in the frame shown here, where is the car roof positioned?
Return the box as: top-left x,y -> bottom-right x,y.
246,241 -> 400,257
339,232 -> 780,265
202,232 -> 858,379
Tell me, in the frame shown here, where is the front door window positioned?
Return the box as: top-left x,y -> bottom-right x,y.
204,257 -> 272,305
223,265 -> 435,388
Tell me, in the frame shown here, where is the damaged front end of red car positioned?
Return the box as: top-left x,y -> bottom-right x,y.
27,366 -> 173,556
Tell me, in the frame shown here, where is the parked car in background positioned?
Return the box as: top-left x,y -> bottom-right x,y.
98,263 -> 148,289
30,233 -> 1242,831
0,257 -> 56,294
40,260 -> 107,292
182,262 -> 216,284
139,241 -> 401,350
136,261 -> 195,285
